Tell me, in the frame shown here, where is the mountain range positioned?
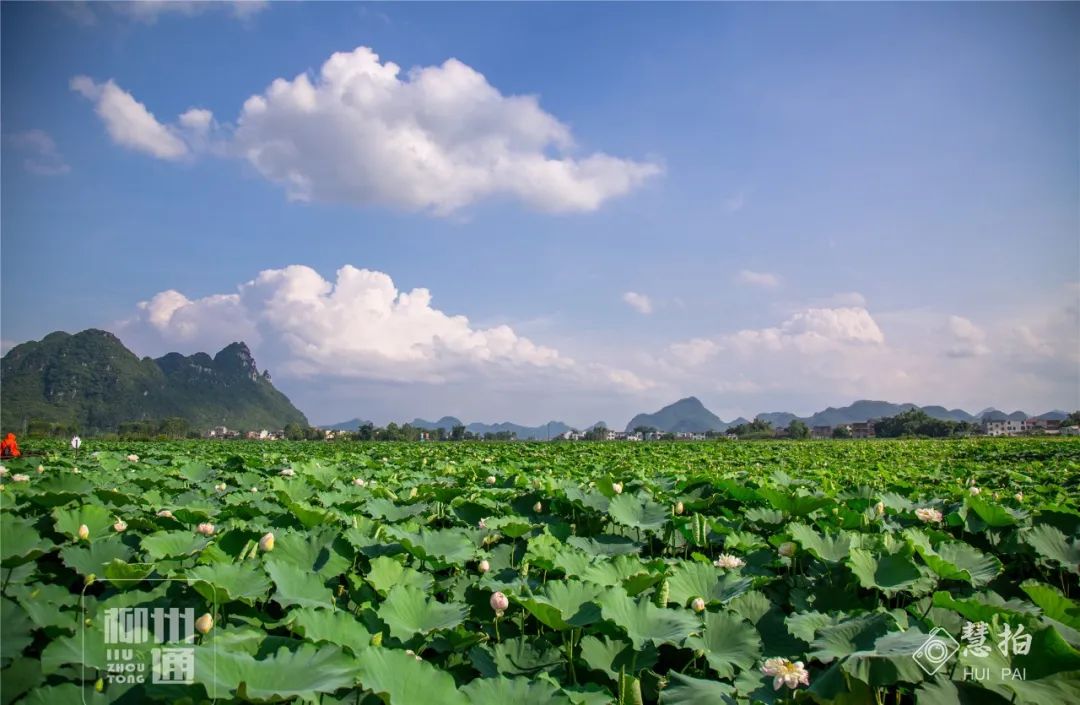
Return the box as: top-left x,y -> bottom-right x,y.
1,329 -> 308,433
410,417 -> 574,440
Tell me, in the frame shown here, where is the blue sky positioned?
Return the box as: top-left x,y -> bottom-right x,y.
2,2 -> 1077,426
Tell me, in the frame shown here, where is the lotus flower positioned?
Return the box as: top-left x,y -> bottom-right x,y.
11,474 -> 29,482
778,542 -> 797,558
691,597 -> 706,613
113,520 -> 128,532
36,465 -> 44,474
251,486 -> 259,493
490,591 -> 509,616
156,510 -> 174,519
127,454 -> 139,463
969,486 -> 981,496
761,657 -> 810,690
279,468 -> 295,477
612,482 -> 623,495
407,487 -> 418,499
874,501 -> 885,516
1015,492 -> 1024,502
196,523 -> 215,536
352,478 -> 366,487
195,613 -> 214,635
915,507 -> 943,524
714,554 -> 745,569
72,468 -> 80,474
214,483 -> 227,492
478,518 -> 487,529
404,649 -> 422,661
77,524 -> 90,540
259,532 -> 275,552
486,476 -> 497,485
0,466 -> 6,477
533,502 -> 543,513
675,501 -> 685,515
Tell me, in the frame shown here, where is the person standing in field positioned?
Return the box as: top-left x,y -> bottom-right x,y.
1,433 -> 21,459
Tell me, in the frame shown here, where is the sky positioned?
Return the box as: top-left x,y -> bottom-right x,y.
2,1 -> 1078,427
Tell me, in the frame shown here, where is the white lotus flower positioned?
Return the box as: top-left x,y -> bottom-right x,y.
490,591 -> 509,616
214,482 -> 227,492
874,501 -> 885,516
478,518 -> 487,529
36,465 -> 44,474
0,466 -> 8,477
251,486 -> 259,493
77,524 -> 90,540
1015,492 -> 1024,502
352,478 -> 366,487
156,510 -> 174,519
478,559 -> 490,573
969,486 -> 981,496
915,507 -> 943,524
259,532 -> 275,552
533,501 -> 543,513
674,501 -> 685,515
195,613 -> 214,635
486,476 -> 497,485
761,657 -> 810,690
714,554 -> 745,569
691,597 -> 706,613
11,474 -> 30,482
127,454 -> 139,463
113,520 -> 127,532
778,542 -> 797,558
612,482 -> 623,495
72,467 -> 80,474
196,523 -> 215,536
279,468 -> 295,477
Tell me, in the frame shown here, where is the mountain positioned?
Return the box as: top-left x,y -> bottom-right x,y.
1,329 -> 308,433
1035,410 -> 1069,421
625,397 -> 731,433
918,406 -> 976,422
466,421 -> 571,440
978,409 -> 1029,422
411,416 -> 464,432
756,412 -> 799,428
321,418 -> 373,431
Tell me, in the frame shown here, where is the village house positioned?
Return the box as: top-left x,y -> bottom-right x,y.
849,421 -> 876,439
811,425 -> 833,439
983,419 -> 1023,436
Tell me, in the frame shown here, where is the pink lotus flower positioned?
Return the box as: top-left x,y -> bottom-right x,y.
761,657 -> 810,690
915,507 -> 943,524
714,554 -> 745,569
490,591 -> 509,616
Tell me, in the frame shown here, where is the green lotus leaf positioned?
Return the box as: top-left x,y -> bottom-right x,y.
39,630 -> 107,674
377,584 -> 468,641
15,583 -> 79,633
0,515 -> 53,565
285,607 -> 372,655
365,497 -> 428,522
658,672 -> 737,705
1,598 -> 35,663
598,588 -> 701,649
1022,580 -> 1080,631
666,561 -> 752,607
187,562 -> 272,604
58,537 -> 134,576
808,613 -> 893,663
388,527 -> 476,565
911,538 -> 1002,586
847,547 -> 923,593
785,611 -> 845,643
517,580 -> 604,630
357,646 -> 468,705
269,527 -> 352,579
685,611 -> 762,678
581,554 -> 652,588
914,678 -> 1014,705
365,555 -> 435,596
485,516 -> 535,538
965,495 -> 1022,527
102,559 -> 155,585
789,523 -> 852,563
839,628 -> 933,685
607,493 -> 668,532
265,559 -> 334,609
460,676 -> 573,705
1023,525 -> 1080,574
0,657 -> 44,704
26,474 -> 94,507
52,504 -> 114,541
577,635 -> 658,682
140,530 -> 211,560
567,535 -> 640,557
758,488 -> 832,517
194,643 -> 359,702
470,636 -> 564,678
10,682 -> 110,705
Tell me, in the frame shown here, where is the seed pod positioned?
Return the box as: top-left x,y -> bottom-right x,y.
653,578 -> 670,607
691,513 -> 708,546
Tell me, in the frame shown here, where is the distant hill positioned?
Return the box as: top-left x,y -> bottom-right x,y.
321,418 -> 373,432
466,421 -> 571,440
411,416 -> 465,432
1,329 -> 308,433
625,397 -> 733,433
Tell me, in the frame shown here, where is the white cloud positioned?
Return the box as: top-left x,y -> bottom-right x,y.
735,269 -> 781,289
945,315 -> 990,358
72,46 -> 660,215
6,130 -> 71,175
121,264 -> 651,401
70,77 -> 188,160
622,291 -> 653,315
109,1 -> 267,23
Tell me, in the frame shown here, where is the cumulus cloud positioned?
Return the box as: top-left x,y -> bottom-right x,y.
6,130 -> 70,175
735,269 -> 781,289
70,77 -> 188,160
622,292 -> 653,315
121,264 -> 651,400
945,315 -> 990,358
72,46 -> 660,215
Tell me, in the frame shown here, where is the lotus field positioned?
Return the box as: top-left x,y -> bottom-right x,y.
1,438 -> 1079,705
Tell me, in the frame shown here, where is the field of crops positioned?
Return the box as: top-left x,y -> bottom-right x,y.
1,438 -> 1078,705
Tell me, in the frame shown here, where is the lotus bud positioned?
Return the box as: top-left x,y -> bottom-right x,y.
407,487 -> 417,499
251,486 -> 259,493
533,501 -> 542,513
612,482 -> 623,495
85,573 -> 96,586
11,474 -> 29,482
0,466 -> 6,477
352,478 -> 366,487
370,632 -> 383,647
196,523 -> 215,536
78,524 -> 90,541
215,482 -> 227,492
113,520 -> 128,532
404,649 -> 422,661
156,510 -> 174,519
478,518 -> 487,529
259,532 -> 275,552
486,475 -> 497,485
490,591 -> 509,616
85,618 -> 92,627
95,678 -> 104,693
127,454 -> 139,463
36,465 -> 44,474
279,468 -> 295,477
691,597 -> 706,613
195,613 -> 214,634
72,467 -> 80,474
874,501 -> 885,516
969,486 -> 981,496
675,501 -> 685,515
1015,492 -> 1023,502
478,559 -> 490,573
778,542 -> 797,558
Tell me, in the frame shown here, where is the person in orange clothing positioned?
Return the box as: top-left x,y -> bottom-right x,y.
1,433 -> 21,459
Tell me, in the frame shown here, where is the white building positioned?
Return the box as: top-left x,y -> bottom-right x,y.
1061,425 -> 1080,436
983,419 -> 1023,436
